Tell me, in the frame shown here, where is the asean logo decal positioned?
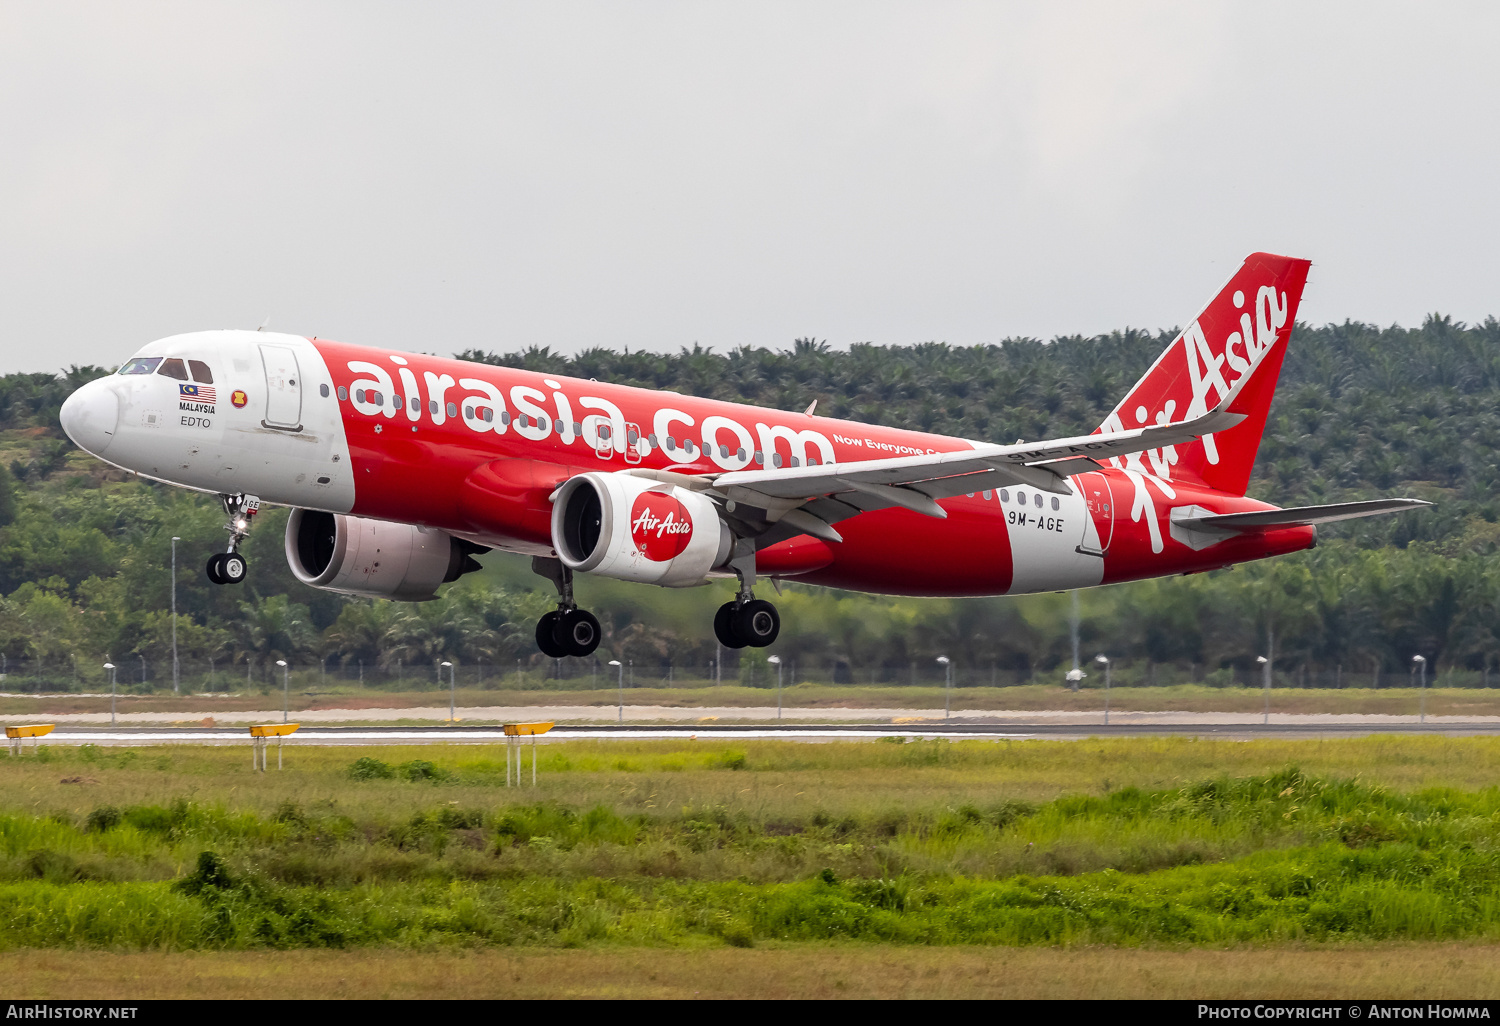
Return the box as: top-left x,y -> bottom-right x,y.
230,390 -> 248,408
629,491 -> 693,562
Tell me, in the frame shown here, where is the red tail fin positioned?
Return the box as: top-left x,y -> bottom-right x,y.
1097,252 -> 1311,496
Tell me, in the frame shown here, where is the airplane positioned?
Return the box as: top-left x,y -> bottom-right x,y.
58,252 -> 1429,658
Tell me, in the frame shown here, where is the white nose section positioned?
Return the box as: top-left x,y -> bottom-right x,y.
59,380 -> 120,456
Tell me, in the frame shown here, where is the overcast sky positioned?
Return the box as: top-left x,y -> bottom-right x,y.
2,1 -> 1497,372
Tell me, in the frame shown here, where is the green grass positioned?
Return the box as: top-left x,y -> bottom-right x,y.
1,738 -> 1500,949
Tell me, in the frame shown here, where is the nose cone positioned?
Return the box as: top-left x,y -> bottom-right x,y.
60,380 -> 120,456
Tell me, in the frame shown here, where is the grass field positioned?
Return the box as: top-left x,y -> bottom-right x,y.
1,736 -> 1499,996
2,683 -> 1497,718
4,944 -> 1499,999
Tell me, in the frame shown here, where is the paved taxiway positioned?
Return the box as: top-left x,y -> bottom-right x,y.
22,720 -> 1500,745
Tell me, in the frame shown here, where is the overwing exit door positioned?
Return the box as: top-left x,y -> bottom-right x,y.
259,345 -> 303,431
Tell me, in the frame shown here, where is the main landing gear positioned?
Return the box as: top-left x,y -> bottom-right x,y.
206,493 -> 259,586
532,556 -> 602,658
712,541 -> 780,649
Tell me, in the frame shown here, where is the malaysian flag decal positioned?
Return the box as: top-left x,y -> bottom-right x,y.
180,383 -> 217,403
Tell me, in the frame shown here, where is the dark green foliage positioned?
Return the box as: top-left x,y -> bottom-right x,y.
346,757 -> 395,781
175,851 -> 234,896
84,807 -> 121,833
398,760 -> 450,783
0,462 -> 16,528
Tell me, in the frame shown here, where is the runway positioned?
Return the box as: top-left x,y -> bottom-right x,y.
22,720 -> 1500,746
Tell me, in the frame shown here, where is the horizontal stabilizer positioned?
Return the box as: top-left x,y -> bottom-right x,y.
1179,498 -> 1432,532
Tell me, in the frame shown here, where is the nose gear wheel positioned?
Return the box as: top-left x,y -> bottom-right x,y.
206,494 -> 259,586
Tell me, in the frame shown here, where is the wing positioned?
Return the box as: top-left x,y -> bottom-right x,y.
630,398 -> 1245,545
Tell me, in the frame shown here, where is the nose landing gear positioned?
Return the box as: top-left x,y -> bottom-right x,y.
206,493 -> 259,586
532,556 -> 602,658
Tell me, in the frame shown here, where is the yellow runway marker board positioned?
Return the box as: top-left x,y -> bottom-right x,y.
503,722 -> 554,737
503,722 -> 553,786
249,723 -> 299,770
6,724 -> 53,756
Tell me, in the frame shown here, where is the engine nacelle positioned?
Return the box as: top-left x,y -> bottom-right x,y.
285,509 -> 484,601
552,472 -> 732,586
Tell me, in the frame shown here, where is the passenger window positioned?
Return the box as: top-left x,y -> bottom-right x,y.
188,360 -> 214,383
118,357 -> 162,375
337,386 -> 348,401
1033,494 -> 1043,508
447,402 -> 457,418
319,384 -> 329,398
157,358 -> 189,380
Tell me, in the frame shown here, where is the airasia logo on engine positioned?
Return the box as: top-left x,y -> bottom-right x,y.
630,492 -> 693,561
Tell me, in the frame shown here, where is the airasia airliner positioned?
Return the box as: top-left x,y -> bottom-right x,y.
58,253 -> 1427,658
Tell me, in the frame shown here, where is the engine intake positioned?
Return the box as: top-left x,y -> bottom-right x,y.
286,509 -> 487,601
552,472 -> 732,586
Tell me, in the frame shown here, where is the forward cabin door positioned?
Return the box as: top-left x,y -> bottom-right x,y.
259,344 -> 303,431
1074,471 -> 1115,556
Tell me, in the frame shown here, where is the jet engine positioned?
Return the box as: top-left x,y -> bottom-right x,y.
552,472 -> 732,586
285,509 -> 486,601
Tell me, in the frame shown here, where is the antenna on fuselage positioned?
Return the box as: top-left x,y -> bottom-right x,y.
257,316 -> 270,332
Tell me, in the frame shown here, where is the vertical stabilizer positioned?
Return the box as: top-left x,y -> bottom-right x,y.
1097,252 -> 1311,497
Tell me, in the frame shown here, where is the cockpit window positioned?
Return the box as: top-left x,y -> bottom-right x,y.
157,358 -> 190,381
118,357 -> 162,375
188,360 -> 213,384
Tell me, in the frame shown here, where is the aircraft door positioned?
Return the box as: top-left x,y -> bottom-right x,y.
623,422 -> 644,465
259,345 -> 303,431
1074,471 -> 1115,556
593,421 -> 614,460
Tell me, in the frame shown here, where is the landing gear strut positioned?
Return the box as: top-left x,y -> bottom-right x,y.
532,556 -> 602,658
206,494 -> 259,585
712,540 -> 780,649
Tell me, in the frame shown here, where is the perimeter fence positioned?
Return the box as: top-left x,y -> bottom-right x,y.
0,655 -> 1495,695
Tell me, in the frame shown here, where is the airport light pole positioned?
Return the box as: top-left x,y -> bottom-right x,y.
277,660 -> 288,723
1413,655 -> 1427,723
1257,656 -> 1270,724
609,660 -> 623,723
1095,654 -> 1111,725
442,661 -> 454,724
104,662 -> 116,727
170,536 -> 180,694
936,656 -> 951,722
768,656 -> 782,721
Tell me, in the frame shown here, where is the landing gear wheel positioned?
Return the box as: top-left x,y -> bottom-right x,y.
557,609 -> 601,658
206,553 -> 226,585
734,599 -> 780,648
714,602 -> 746,649
536,611 -> 569,658
219,552 -> 248,585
